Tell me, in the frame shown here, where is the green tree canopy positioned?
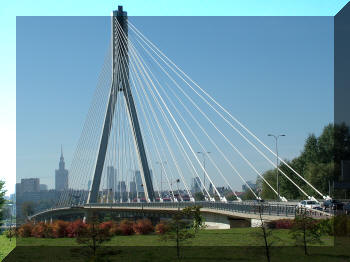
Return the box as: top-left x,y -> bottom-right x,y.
259,123 -> 350,200
0,180 -> 6,225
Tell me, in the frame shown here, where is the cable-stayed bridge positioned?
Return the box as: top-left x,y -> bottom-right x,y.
31,6 -> 332,224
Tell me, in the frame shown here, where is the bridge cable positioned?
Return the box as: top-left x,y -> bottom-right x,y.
127,20 -> 326,200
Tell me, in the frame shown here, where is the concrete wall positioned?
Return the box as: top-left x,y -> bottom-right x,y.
202,213 -> 231,229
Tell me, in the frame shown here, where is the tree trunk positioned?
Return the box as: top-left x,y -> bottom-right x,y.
259,206 -> 270,262
303,222 -> 308,255
176,222 -> 180,260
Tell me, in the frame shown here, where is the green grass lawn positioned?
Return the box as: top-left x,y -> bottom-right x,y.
14,228 -> 334,247
1,228 -> 349,262
0,235 -> 15,261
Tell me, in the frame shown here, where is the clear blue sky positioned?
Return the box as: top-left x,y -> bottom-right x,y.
17,15 -> 334,192
1,0 -> 348,194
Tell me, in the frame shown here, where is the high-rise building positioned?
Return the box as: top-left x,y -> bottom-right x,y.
129,181 -> 136,193
16,183 -> 22,195
209,183 -> 214,195
134,170 -> 153,193
55,146 -> 68,191
40,184 -> 48,191
135,170 -> 143,192
117,181 -> 127,193
191,177 -> 202,193
20,178 -> 40,193
106,166 -> 116,192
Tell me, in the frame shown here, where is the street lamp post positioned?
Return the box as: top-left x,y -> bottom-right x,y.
268,134 -> 285,201
197,151 -> 211,190
156,161 -> 167,198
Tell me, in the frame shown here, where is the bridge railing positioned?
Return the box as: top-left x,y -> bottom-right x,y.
84,201 -> 298,217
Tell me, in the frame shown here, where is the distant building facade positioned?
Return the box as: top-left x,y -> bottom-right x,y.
135,171 -> 143,192
191,177 -> 202,193
17,178 -> 40,194
129,181 -> 136,193
40,184 -> 48,191
242,180 -> 257,192
55,147 -> 68,191
106,166 -> 116,192
134,170 -> 153,194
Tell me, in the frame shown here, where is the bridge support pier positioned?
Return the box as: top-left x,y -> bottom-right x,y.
202,213 -> 231,229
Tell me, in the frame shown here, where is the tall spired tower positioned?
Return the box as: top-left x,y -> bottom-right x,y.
55,146 -> 68,191
87,6 -> 155,203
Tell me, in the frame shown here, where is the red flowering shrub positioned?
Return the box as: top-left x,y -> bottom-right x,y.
31,222 -> 54,238
99,221 -> 116,236
155,221 -> 170,235
18,223 -> 34,238
273,219 -> 294,229
133,219 -> 154,235
66,219 -> 87,238
119,220 -> 135,235
109,223 -> 123,236
52,220 -> 69,238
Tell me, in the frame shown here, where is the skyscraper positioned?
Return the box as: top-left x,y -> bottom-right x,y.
20,178 -> 40,193
191,177 -> 202,193
135,170 -> 143,192
106,166 -> 116,192
55,146 -> 68,191
129,181 -> 136,193
134,170 -> 153,193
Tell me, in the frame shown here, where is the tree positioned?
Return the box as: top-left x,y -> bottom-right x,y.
160,206 -> 203,260
182,206 -> 205,232
252,204 -> 279,262
241,189 -> 257,200
194,192 -> 205,201
226,193 -> 238,201
2,205 -> 12,221
76,215 -> 111,257
161,212 -> 194,260
289,209 -> 322,255
304,162 -> 334,195
259,123 -> 350,200
0,180 -> 6,226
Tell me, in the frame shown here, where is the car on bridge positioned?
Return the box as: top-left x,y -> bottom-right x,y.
182,195 -> 191,201
322,199 -> 344,211
298,200 -> 322,210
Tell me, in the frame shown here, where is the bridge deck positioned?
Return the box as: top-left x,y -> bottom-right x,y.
30,201 -> 332,221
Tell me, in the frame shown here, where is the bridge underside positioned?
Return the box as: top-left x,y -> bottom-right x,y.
30,204 -> 308,230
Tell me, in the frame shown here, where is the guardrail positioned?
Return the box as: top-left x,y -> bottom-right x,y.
31,201 -> 334,220
85,201 -> 298,217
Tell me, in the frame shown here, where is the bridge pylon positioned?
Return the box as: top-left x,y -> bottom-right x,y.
87,6 -> 155,203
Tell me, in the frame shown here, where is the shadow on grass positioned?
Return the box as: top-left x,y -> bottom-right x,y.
3,245 -> 350,262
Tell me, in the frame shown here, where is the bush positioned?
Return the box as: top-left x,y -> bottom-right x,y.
133,219 -> 154,235
52,220 -> 69,238
119,220 -> 134,235
275,219 -> 294,229
18,223 -> 34,237
333,215 -> 350,237
155,221 -> 170,235
99,221 -> 115,236
66,219 -> 87,238
109,223 -> 123,236
268,219 -> 294,229
4,228 -> 17,238
315,219 -> 333,236
31,222 -> 54,238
